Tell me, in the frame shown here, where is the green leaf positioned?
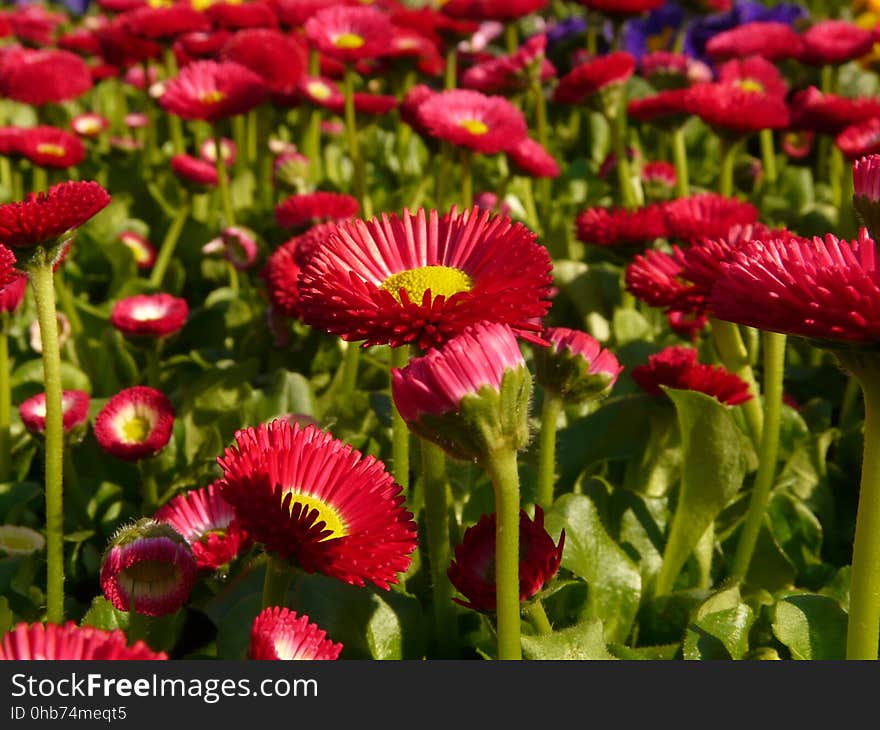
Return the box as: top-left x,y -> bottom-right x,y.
657,389 -> 749,592
771,593 -> 847,660
622,405 -> 681,498
545,494 -> 641,643
683,586 -> 754,660
744,523 -> 796,593
521,618 -> 616,660
0,596 -> 12,635
81,596 -> 127,631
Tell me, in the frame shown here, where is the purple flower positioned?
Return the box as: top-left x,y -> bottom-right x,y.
623,2 -> 686,60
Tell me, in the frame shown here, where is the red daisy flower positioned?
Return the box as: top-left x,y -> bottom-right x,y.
447,507 -> 564,612
171,153 -> 218,187
461,33 -> 555,94
94,386 -> 175,462
507,137 -> 560,178
684,82 -> 790,135
58,25 -> 104,57
0,274 -> 26,312
627,87 -> 691,127
199,137 -> 236,167
0,180 -> 110,253
706,21 -> 804,63
0,48 -> 92,106
578,0 -> 664,13
0,245 -> 15,290
304,5 -> 393,63
855,154 -> 880,203
416,89 -> 528,155
662,193 -> 758,246
631,345 -> 753,405
668,310 -> 708,340
441,0 -> 548,22
400,82 -> 435,134
7,5 -> 65,46
15,126 -> 86,169
575,204 -> 668,248
155,482 -> 251,571
217,420 -> 418,589
19,390 -> 89,436
220,28 -> 307,96
297,75 -> 345,109
626,246 -> 697,313
94,17 -> 163,68
534,326 -> 622,403
553,51 -> 635,105
120,4 -> 210,40
100,519 -> 198,617
718,56 -> 787,99
389,6 -> 478,46
251,607 -> 342,660
0,622 -> 166,660
298,207 -> 553,350
118,230 -> 156,270
838,119 -> 880,161
787,87 -> 880,135
206,1 -> 279,29
251,606 -> 343,661
110,293 -> 189,340
800,20 -> 874,67
781,130 -> 816,159
274,0 -> 349,27
709,228 -> 880,343
173,29 -> 233,63
160,60 -> 268,122
639,51 -> 689,87
71,113 -> 109,139
275,191 -> 359,229
325,92 -> 399,116
642,160 -> 677,195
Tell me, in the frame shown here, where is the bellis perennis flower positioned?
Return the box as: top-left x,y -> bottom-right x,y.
94,386 -> 175,462
533,327 -> 623,404
110,293 -> 189,340
250,607 -> 342,660
0,622 -> 167,660
19,390 -> 89,437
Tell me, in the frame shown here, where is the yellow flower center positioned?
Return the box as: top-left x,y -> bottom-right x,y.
458,118 -> 489,135
200,90 -> 226,105
122,416 -> 152,443
738,78 -> 765,94
307,81 -> 332,100
380,265 -> 473,304
286,493 -> 346,541
334,33 -> 365,50
36,143 -> 65,157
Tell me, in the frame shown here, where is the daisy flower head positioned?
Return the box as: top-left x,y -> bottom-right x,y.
705,21 -> 804,63
100,519 -> 198,617
71,113 -> 109,139
553,52 -> 636,106
0,622 -> 167,660
575,204 -> 667,249
0,49 -> 93,107
533,327 -> 622,403
216,419 -> 418,589
171,154 -> 219,188
250,607 -> 342,660
391,321 -> 532,461
155,482 -> 251,571
662,193 -> 758,245
94,386 -> 175,462
416,89 -> 528,155
447,507 -> 564,612
298,207 -> 553,350
304,5 -> 393,63
160,60 -> 268,122
118,230 -> 157,270
110,293 -> 188,340
800,20 -> 874,66
16,126 -> 86,169
19,390 -> 90,437
274,191 -> 359,230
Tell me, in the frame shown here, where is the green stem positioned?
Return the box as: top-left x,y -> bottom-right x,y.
32,165 -> 48,194
586,15 -> 598,55
525,599 -> 552,635
536,394 -> 563,510
710,318 -> 763,445
257,108 -> 274,211
483,447 -> 522,660
760,129 -> 777,188
730,332 -> 786,582
531,72 -> 550,219
163,48 -> 185,156
343,66 -> 371,218
29,254 -> 65,623
339,340 -> 360,399
0,319 -> 9,482
719,138 -> 737,198
54,270 -> 82,337
845,369 -> 880,659
246,109 -> 258,170
461,149 -> 473,209
504,23 -> 518,55
214,129 -> 235,227
421,440 -> 456,654
139,458 -> 159,514
304,109 -> 322,182
390,346 -> 410,492
148,199 -> 190,289
609,104 -> 636,210
444,46 -> 457,90
261,555 -> 293,609
830,143 -> 844,210
672,126 -> 690,198
840,375 -> 862,430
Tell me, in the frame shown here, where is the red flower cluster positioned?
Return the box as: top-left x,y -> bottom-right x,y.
575,204 -> 667,248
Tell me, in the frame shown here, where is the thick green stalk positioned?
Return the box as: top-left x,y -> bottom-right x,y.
525,600 -> 552,635
609,104 -> 636,210
531,72 -> 550,219
483,447 -> 522,660
672,127 -> 690,197
505,23 -> 518,55
759,129 -> 777,188
343,66 -> 371,218
390,346 -> 410,492
163,48 -> 185,156
730,332 -> 786,582
214,130 -> 236,227
444,46 -> 457,90
148,200 -> 191,288
30,255 -> 65,623
421,440 -> 456,654
261,556 -> 293,609
0,317 -> 9,483
709,318 -> 763,445
339,340 -> 360,400
719,138 -> 737,198
461,150 -> 473,209
536,394 -> 563,510
33,166 -> 48,194
846,372 -> 880,659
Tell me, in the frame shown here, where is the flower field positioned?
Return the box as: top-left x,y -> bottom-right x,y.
0,0 -> 879,663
